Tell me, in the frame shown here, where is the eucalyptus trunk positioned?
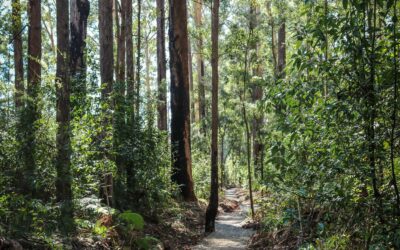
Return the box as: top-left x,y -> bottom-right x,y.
157,0 -> 167,131
70,0 -> 89,117
277,20 -> 286,77
114,0 -> 127,210
99,0 -> 113,99
55,0 -> 74,232
99,0 -> 114,205
135,0 -> 142,118
169,0 -> 196,202
23,0 -> 42,197
194,0 -> 206,127
249,4 -> 264,179
12,0 -> 24,110
205,0 -> 220,233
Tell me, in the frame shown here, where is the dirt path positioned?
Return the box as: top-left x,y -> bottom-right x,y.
193,188 -> 254,250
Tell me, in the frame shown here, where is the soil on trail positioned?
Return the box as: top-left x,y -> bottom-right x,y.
193,188 -> 255,250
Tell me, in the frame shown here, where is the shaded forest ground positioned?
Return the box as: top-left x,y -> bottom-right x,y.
75,201 -> 208,249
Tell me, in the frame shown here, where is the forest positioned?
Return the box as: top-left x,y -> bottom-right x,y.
1,0 -> 400,249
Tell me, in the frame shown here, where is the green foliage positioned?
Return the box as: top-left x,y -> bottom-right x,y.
135,236 -> 160,250
0,194 -> 58,238
118,210 -> 144,231
215,0 -> 400,248
192,133 -> 212,199
93,221 -> 108,238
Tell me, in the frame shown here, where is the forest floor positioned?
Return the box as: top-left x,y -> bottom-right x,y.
139,201 -> 207,249
192,188 -> 255,250
0,189 -> 257,250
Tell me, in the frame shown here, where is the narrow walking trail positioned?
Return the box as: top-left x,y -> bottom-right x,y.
193,188 -> 254,250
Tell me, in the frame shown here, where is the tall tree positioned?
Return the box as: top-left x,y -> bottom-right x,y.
55,0 -> 74,232
99,0 -> 114,207
276,6 -> 286,117
390,0 -> 400,215
241,12 -> 255,219
12,0 -> 25,194
70,0 -> 89,117
116,0 -> 126,84
205,0 -> 219,233
125,0 -> 134,117
99,0 -> 113,100
157,0 -> 167,131
366,0 -> 381,212
266,1 -> 277,75
323,0 -> 328,97
194,0 -> 206,125
135,0 -> 142,118
144,33 -> 154,126
23,0 -> 42,196
277,19 -> 286,77
144,34 -> 153,125
114,0 -> 127,209
12,0 -> 24,109
169,0 -> 196,201
125,0 -> 135,201
188,37 -> 195,123
249,3 -> 264,178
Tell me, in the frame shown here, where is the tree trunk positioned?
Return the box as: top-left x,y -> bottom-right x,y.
125,0 -> 136,201
323,0 -> 328,97
266,1 -> 277,75
23,0 -> 42,197
12,0 -> 24,109
243,101 -> 255,219
242,33 -> 255,220
114,0 -> 127,210
188,37 -> 195,123
12,0 -> 25,194
249,4 -> 264,179
99,0 -> 113,99
157,0 -> 167,131
205,0 -> 219,233
276,12 -> 286,115
70,0 -> 89,117
145,35 -> 152,125
55,0 -> 74,232
220,131 -> 225,189
367,0 -> 381,215
115,0 -> 120,81
99,0 -> 114,206
116,0 -> 125,84
390,0 -> 400,215
126,0 -> 134,121
194,0 -> 206,126
277,20 -> 286,77
169,0 -> 196,201
135,0 -> 142,118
